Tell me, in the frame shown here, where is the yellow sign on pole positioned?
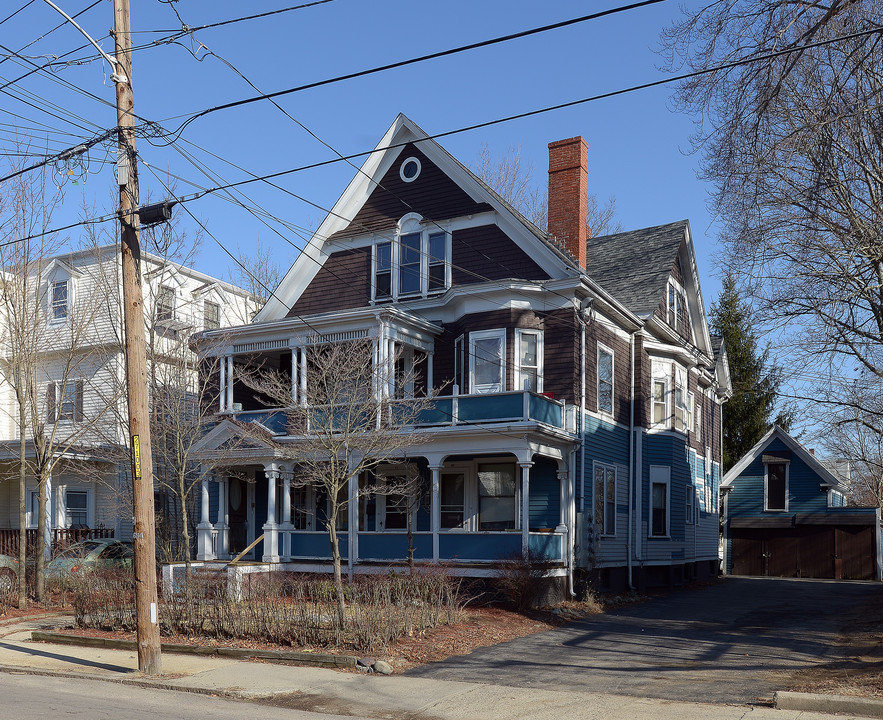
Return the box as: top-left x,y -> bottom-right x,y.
132,435 -> 141,479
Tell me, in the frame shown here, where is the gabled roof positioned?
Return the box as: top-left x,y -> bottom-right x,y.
722,425 -> 843,490
255,114 -> 579,323
586,220 -> 687,318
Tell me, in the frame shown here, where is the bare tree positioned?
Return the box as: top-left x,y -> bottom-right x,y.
474,143 -> 623,237
0,165 -> 119,604
240,339 -> 434,626
659,2 -> 883,432
229,238 -> 285,314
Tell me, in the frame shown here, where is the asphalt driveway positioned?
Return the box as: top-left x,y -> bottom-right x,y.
406,577 -> 883,704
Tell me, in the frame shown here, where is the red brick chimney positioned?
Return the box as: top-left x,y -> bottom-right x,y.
547,137 -> 588,268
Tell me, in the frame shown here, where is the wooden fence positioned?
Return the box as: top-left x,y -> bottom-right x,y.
0,528 -> 115,558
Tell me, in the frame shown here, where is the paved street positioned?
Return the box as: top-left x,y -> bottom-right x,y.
407,577 -> 883,704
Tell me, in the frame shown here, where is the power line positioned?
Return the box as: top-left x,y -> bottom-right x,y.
162,0 -> 667,137
0,0 -> 103,69
0,1 -> 36,27
150,0 -> 336,34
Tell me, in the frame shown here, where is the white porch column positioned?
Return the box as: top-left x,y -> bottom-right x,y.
225,356 -> 234,412
262,463 -> 280,562
43,475 -> 52,561
557,470 -> 569,530
291,346 -> 299,404
387,337 -> 395,398
430,465 -> 441,563
299,346 -> 307,406
196,477 -> 214,561
215,474 -> 229,559
520,461 -> 534,558
281,465 -> 293,561
219,356 -> 227,412
347,454 -> 360,581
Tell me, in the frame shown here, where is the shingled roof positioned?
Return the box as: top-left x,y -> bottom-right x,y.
586,220 -> 688,317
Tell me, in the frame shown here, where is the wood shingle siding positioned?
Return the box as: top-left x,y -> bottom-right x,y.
451,225 -> 549,284
584,321 -> 630,425
331,144 -> 492,239
288,247 -> 371,316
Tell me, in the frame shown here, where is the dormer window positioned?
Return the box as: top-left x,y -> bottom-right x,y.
667,281 -> 685,333
372,214 -> 450,302
157,285 -> 175,321
51,280 -> 68,321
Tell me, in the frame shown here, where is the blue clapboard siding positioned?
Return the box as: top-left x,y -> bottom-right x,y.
358,533 -> 432,560
439,532 -> 521,561
529,532 -> 564,561
530,457 -> 560,530
289,532 -> 347,559
583,413 -> 630,565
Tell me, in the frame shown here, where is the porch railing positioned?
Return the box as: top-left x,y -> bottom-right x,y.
230,391 -> 569,435
0,527 -> 115,558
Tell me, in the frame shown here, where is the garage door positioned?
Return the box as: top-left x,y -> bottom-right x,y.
731,526 -> 876,580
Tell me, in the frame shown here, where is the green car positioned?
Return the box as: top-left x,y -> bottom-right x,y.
45,539 -> 134,578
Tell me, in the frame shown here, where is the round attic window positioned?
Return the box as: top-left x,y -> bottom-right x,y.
399,156 -> 421,183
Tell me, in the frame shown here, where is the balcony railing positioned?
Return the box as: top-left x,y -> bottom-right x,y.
229,391 -> 569,435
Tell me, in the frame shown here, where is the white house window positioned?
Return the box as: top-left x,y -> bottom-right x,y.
157,285 -> 175,321
371,214 -> 450,301
399,156 -> 421,183
65,490 -> 88,528
204,300 -> 220,330
765,461 -> 788,511
477,462 -> 516,530
667,281 -> 684,333
695,398 -> 702,443
48,380 -> 83,423
674,367 -> 688,433
706,446 -> 714,513
598,344 -> 614,414
470,329 -> 505,394
594,463 -> 616,536
649,466 -> 670,537
686,476 -> 695,524
51,280 -> 68,321
516,329 -> 543,392
652,379 -> 667,425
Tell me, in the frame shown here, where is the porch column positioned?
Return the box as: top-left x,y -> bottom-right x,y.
347,454 -> 360,581
291,346 -> 299,404
219,356 -> 227,412
519,461 -> 534,558
196,477 -> 214,561
262,463 -> 280,562
427,351 -> 434,393
281,465 -> 293,561
225,356 -> 234,412
430,465 -> 442,563
215,474 -> 229,559
557,470 -> 569,530
387,337 -> 396,399
299,346 -> 307,406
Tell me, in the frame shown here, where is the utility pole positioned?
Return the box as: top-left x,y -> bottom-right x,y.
113,0 -> 162,675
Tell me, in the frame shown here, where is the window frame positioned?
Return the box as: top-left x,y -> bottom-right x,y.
667,280 -> 685,334
764,460 -> 789,512
290,482 -> 315,531
649,465 -> 671,538
50,279 -> 69,323
204,300 -> 220,331
651,361 -> 671,429
515,328 -> 543,393
469,329 -> 506,394
156,284 -> 176,322
597,343 -> 614,415
674,366 -> 688,433
48,380 -> 83,424
594,462 -> 617,537
373,465 -> 420,532
440,469 -> 468,531
64,488 -> 90,528
477,461 -> 518,532
370,214 -> 451,302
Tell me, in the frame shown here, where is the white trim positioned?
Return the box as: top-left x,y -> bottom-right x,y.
399,156 -> 421,183
593,461 -> 617,537
515,328 -> 544,393
596,342 -> 614,415
648,465 -> 671,538
763,459 -> 790,512
469,329 -> 506,394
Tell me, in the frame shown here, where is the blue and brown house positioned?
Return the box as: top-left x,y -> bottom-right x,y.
190,115 -> 730,593
721,425 -> 881,580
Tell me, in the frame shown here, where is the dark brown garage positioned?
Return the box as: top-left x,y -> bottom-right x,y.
731,515 -> 878,580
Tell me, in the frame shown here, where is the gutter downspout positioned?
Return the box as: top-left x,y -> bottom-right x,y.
627,329 -> 636,590
579,299 -> 589,578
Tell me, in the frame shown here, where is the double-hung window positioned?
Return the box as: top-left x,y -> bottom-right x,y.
51,280 -> 68,321
372,214 -> 450,301
204,300 -> 220,330
65,490 -> 88,527
597,344 -> 614,414
47,380 -> 83,423
157,285 -> 175,321
515,329 -> 543,392
667,281 -> 685,334
649,466 -> 670,537
594,463 -> 616,536
470,329 -> 505,394
440,471 -> 466,529
651,362 -> 670,427
477,462 -> 516,530
674,366 -> 688,433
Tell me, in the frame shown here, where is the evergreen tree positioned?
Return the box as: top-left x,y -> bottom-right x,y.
711,273 -> 791,471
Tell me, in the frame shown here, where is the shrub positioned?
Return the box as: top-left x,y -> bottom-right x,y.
495,552 -> 556,610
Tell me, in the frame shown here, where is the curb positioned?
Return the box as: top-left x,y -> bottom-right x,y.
31,631 -> 358,669
775,691 -> 883,718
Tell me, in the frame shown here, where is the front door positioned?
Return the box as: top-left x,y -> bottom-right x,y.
228,476 -> 248,556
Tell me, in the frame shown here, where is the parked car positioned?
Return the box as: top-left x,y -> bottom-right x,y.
45,539 -> 134,578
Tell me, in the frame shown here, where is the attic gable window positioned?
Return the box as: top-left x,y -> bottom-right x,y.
667,281 -> 685,333
51,280 -> 68,321
157,285 -> 175,321
372,214 -> 450,302
765,460 -> 789,511
204,300 -> 220,330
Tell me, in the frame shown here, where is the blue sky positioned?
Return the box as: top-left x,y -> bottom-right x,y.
1,0 -> 722,302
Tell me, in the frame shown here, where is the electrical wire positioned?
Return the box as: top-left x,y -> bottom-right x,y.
0,1 -> 37,28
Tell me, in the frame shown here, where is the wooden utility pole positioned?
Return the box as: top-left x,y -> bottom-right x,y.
113,0 -> 162,675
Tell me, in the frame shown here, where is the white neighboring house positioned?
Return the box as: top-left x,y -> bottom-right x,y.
0,245 -> 257,554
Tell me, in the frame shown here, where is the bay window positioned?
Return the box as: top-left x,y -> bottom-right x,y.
371,214 -> 450,301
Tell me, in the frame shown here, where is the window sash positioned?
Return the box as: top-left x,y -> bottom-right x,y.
652,380 -> 667,425
477,463 -> 516,530
51,280 -> 68,321
470,330 -> 505,394
66,490 -> 88,527
373,229 -> 450,301
516,329 -> 542,393
440,472 -> 466,529
157,285 -> 175,321
204,301 -> 220,330
598,346 -> 613,414
594,464 -> 616,536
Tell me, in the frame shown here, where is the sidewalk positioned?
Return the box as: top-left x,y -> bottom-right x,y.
0,614 -> 880,720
